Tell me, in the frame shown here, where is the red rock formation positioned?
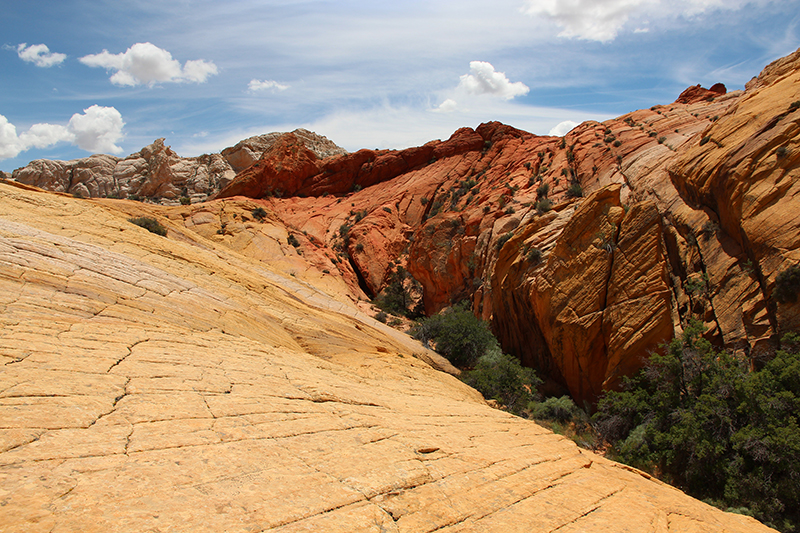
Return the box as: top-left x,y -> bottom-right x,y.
676,83 -> 726,104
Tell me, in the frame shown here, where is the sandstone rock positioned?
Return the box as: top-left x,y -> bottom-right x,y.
216,133 -> 322,199
745,46 -> 800,90
9,129 -> 346,203
12,157 -> 89,195
489,186 -> 673,405
11,139 -> 235,201
0,181 -> 775,532
221,128 -> 348,173
676,83 -> 726,104
668,46 -> 800,353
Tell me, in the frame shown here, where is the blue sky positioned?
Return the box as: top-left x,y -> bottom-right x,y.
2,0 -> 799,172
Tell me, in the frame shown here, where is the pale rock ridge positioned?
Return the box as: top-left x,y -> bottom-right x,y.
222,128 -> 348,173
0,180 -> 774,532
9,129 -> 347,202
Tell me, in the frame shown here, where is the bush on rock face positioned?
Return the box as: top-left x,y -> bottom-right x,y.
773,264 -> 800,303
128,217 -> 167,236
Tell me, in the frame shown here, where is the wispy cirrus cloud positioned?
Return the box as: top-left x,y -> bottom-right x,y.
79,42 -> 218,86
0,105 -> 125,160
520,0 -> 773,42
15,43 -> 67,67
248,79 -> 290,92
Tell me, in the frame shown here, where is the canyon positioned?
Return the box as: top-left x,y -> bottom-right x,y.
15,47 -> 800,405
2,46 -> 799,531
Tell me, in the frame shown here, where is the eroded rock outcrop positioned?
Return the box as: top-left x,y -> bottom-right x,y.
0,181 -> 774,532
491,186 -> 673,404
676,83 -> 727,104
10,129 -> 347,202
221,128 -> 348,173
11,138 -> 234,201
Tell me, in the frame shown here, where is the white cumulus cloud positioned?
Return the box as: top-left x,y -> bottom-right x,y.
67,105 -> 125,153
248,79 -> 290,92
16,43 -> 67,67
549,120 -> 579,136
0,105 -> 125,160
0,116 -> 24,159
457,61 -> 530,100
434,98 -> 458,113
521,0 -> 760,42
79,42 -> 218,86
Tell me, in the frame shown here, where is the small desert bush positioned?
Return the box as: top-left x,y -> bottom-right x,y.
128,217 -> 166,236
566,182 -> 583,198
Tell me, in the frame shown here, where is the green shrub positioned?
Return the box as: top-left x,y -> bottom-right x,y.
461,351 -> 541,416
529,395 -> 582,422
566,181 -> 583,198
287,234 -> 300,247
252,207 -> 267,221
411,303 -> 498,368
535,198 -> 552,213
536,183 -> 549,199
774,265 -> 800,303
594,322 -> 800,530
495,231 -> 514,250
373,266 -> 422,318
375,311 -> 388,323
526,247 -> 542,265
179,196 -> 191,205
684,274 -> 707,296
128,217 -> 167,236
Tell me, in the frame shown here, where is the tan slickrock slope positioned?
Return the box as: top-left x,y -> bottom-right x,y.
0,181 -> 772,532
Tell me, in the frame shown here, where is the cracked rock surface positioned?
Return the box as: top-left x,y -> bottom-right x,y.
0,182 -> 773,532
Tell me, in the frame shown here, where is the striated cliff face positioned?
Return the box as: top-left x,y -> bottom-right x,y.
8,47 -> 800,407
0,180 -> 775,532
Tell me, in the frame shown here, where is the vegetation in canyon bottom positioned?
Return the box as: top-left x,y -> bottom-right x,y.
411,306 -> 800,532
